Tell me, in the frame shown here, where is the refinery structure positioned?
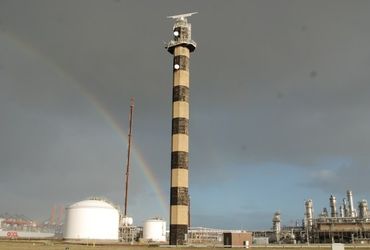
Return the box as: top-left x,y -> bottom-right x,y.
264,190 -> 370,245
304,190 -> 370,243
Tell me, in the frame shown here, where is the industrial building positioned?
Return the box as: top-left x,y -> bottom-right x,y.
224,232 -> 253,248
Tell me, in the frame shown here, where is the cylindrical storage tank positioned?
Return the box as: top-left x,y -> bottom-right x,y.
121,216 -> 133,226
143,218 -> 166,242
359,200 -> 368,219
305,199 -> 313,229
347,190 -> 356,217
330,195 -> 337,217
272,211 -> 281,234
64,199 -> 119,240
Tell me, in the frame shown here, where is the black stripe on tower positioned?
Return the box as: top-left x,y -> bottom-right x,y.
170,225 -> 188,245
172,118 -> 189,135
173,55 -> 189,71
171,151 -> 189,169
173,86 -> 189,102
171,187 -> 189,205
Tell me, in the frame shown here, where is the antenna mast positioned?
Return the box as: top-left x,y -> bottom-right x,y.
124,97 -> 134,217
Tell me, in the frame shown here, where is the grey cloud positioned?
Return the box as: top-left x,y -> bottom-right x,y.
303,160 -> 370,195
1,0 -> 370,228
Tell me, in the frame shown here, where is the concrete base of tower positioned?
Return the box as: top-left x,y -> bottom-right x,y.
169,224 -> 188,245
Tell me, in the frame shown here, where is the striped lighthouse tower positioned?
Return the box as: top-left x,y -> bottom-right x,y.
166,12 -> 197,245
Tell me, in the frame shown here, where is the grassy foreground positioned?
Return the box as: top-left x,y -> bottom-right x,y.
2,240 -> 370,250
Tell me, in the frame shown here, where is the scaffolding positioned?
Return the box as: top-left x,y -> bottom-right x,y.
311,217 -> 370,243
119,225 -> 142,243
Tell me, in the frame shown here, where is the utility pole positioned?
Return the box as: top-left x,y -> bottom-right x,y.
124,97 -> 134,217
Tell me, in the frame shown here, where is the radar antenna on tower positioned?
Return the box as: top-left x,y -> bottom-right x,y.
165,12 -> 198,54
167,12 -> 198,20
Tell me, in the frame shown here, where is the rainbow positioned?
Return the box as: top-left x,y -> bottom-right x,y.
2,31 -> 168,215
81,91 -> 168,215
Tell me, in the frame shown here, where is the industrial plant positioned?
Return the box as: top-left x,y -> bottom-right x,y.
0,210 -> 61,239
263,190 -> 370,245
304,190 -> 370,243
2,11 -> 370,250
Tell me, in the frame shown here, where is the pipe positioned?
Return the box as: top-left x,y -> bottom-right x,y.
347,190 -> 356,218
343,198 -> 349,217
359,200 -> 368,219
305,199 -> 313,229
330,195 -> 337,217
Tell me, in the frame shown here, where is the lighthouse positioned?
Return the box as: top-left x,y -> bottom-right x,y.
166,12 -> 197,245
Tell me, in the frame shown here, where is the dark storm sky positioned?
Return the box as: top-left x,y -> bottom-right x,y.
1,0 -> 370,229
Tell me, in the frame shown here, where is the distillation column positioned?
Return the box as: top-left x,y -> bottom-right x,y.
166,13 -> 197,245
305,199 -> 313,230
347,190 -> 356,217
330,195 -> 337,217
343,198 -> 349,217
359,200 -> 368,219
272,211 -> 281,242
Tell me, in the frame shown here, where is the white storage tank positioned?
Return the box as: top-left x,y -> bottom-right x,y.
121,216 -> 133,226
143,218 -> 166,242
64,198 -> 119,240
